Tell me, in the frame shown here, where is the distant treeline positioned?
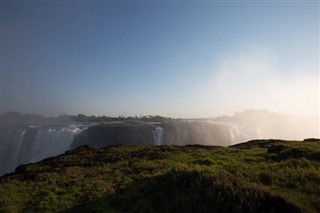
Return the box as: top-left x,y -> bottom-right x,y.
1,112 -> 171,127
58,114 -> 171,122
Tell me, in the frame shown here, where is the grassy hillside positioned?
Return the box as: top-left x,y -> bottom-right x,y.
0,139 -> 319,212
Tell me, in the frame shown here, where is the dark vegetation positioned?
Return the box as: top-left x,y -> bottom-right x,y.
0,139 -> 320,212
66,114 -> 170,123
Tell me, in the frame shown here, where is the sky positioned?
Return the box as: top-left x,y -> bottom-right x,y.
1,1 -> 319,118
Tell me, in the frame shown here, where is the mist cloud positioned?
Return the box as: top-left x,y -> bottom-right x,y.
202,45 -> 319,117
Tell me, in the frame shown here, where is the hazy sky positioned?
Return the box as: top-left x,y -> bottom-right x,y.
1,1 -> 319,118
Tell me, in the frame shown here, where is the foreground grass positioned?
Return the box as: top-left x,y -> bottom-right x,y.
0,139 -> 319,212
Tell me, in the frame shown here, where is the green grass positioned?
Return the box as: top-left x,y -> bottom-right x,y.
0,139 -> 319,212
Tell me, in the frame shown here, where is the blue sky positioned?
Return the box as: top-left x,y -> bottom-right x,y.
1,1 -> 319,118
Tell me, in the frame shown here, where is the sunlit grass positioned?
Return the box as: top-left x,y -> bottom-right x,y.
0,139 -> 319,212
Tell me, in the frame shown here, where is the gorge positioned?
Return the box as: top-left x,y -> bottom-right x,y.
1,110 -> 319,176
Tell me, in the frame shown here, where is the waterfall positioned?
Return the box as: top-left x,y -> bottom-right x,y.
228,125 -> 249,144
30,126 -> 82,162
0,124 -> 85,176
153,126 -> 164,145
9,129 -> 27,170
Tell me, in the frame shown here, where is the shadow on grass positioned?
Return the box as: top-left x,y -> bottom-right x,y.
66,169 -> 301,213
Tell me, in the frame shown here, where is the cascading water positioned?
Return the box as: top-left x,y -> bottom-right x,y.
195,120 -> 253,145
9,129 -> 27,170
0,124 -> 85,176
2,129 -> 27,175
228,124 -> 249,144
153,126 -> 164,145
30,126 -> 82,162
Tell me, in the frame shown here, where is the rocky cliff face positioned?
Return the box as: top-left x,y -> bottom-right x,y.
71,124 -> 155,149
71,122 -> 234,149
